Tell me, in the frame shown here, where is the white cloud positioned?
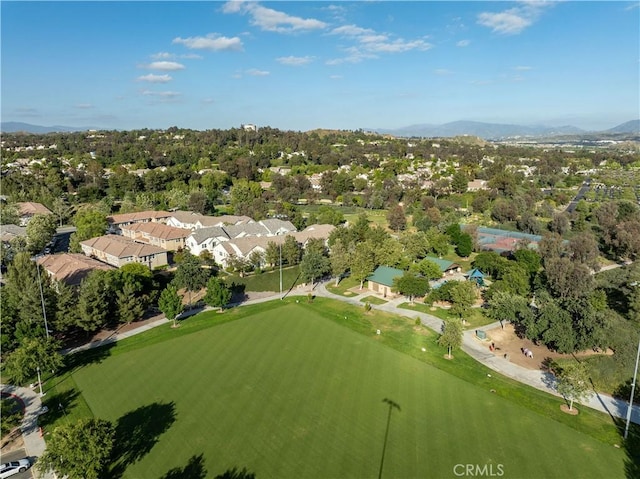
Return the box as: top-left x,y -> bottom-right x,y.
137,74 -> 173,83
434,69 -> 453,76
173,34 -> 243,51
456,40 -> 470,47
513,65 -> 532,71
223,1 -> 327,33
477,11 -> 532,34
329,75 -> 342,80
328,23 -> 431,64
477,2 -> 554,35
151,52 -> 174,60
143,61 -> 185,71
75,103 -> 94,109
366,39 -> 431,53
331,25 -> 375,37
276,55 -> 314,66
246,68 -> 270,76
141,90 -> 182,99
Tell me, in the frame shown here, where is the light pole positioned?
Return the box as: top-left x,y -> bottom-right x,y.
279,241 -> 283,297
35,262 -> 50,339
36,366 -> 44,397
624,334 -> 640,440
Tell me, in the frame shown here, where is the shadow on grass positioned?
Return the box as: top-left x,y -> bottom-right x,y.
39,388 -> 81,428
614,418 -> 640,479
108,401 -> 177,478
378,398 -> 401,479
214,466 -> 256,479
61,340 -> 116,372
159,454 -> 207,479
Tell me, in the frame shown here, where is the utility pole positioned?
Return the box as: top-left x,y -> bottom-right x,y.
35,262 -> 50,339
624,334 -> 640,440
279,241 -> 283,297
36,366 -> 44,397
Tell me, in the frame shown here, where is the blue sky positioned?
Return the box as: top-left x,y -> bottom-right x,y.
2,1 -> 639,131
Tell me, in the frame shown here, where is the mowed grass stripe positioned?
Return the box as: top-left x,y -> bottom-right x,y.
72,303 -> 625,478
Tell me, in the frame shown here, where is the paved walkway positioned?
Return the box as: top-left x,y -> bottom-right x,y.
312,282 -> 640,424
0,383 -> 55,479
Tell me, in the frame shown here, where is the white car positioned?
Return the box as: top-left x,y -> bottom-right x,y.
0,459 -> 31,478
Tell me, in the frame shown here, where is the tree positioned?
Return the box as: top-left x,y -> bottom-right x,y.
25,213 -> 57,254
51,197 -> 74,227
448,280 -> 477,319
2,337 -> 64,385
69,209 -> 108,252
281,235 -> 302,266
77,270 -> 115,333
438,318 -> 463,359
455,233 -> 473,257
37,418 -> 115,479
158,285 -> 184,328
555,361 -> 591,412
393,271 -> 429,303
568,231 -> 600,271
203,277 -> 232,309
386,205 -> 407,232
116,283 -> 146,324
411,258 -> 442,280
172,253 -> 210,308
299,250 -> 330,286
329,239 -> 351,286
351,242 -> 375,289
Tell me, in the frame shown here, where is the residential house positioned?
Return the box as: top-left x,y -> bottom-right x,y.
37,253 -> 115,287
16,202 -> 52,225
80,234 -> 168,269
186,219 -> 296,257
185,226 -> 230,257
213,235 -> 283,269
467,179 -> 489,191
120,222 -> 190,251
292,224 -> 336,248
166,211 -> 252,230
107,210 -> 172,234
366,266 -> 404,298
0,224 -> 27,243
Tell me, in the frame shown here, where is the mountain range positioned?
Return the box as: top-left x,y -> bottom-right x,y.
370,120 -> 640,139
1,119 -> 639,139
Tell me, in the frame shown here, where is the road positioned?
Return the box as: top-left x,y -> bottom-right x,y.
1,445 -> 34,479
564,178 -> 591,213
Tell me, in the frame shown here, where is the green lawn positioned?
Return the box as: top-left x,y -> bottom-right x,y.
359,295 -> 387,305
61,299 -> 627,479
225,266 -> 302,292
399,302 -> 495,329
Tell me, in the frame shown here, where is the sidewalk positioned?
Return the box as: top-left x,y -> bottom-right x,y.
59,281 -> 640,425
314,282 -> 640,424
0,383 -> 55,479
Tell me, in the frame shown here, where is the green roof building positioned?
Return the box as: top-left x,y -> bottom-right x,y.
366,265 -> 404,297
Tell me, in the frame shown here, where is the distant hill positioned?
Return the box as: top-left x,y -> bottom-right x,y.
0,122 -> 92,133
606,120 -> 640,134
370,121 -> 589,139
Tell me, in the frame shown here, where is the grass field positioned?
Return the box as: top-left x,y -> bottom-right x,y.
62,299 -> 628,479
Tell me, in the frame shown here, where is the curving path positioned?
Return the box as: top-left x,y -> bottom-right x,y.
312,281 -> 640,425
0,383 -> 55,479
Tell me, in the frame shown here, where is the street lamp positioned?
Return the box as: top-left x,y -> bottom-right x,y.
36,366 -> 45,397
279,241 -> 283,297
35,262 -> 50,339
624,334 -> 640,440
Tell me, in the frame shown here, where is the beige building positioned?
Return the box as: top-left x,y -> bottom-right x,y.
107,210 -> 172,234
120,222 -> 189,251
16,202 -> 53,225
80,234 -> 168,269
37,253 -> 115,287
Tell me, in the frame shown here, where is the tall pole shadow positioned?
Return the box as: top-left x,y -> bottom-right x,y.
378,398 -> 401,479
